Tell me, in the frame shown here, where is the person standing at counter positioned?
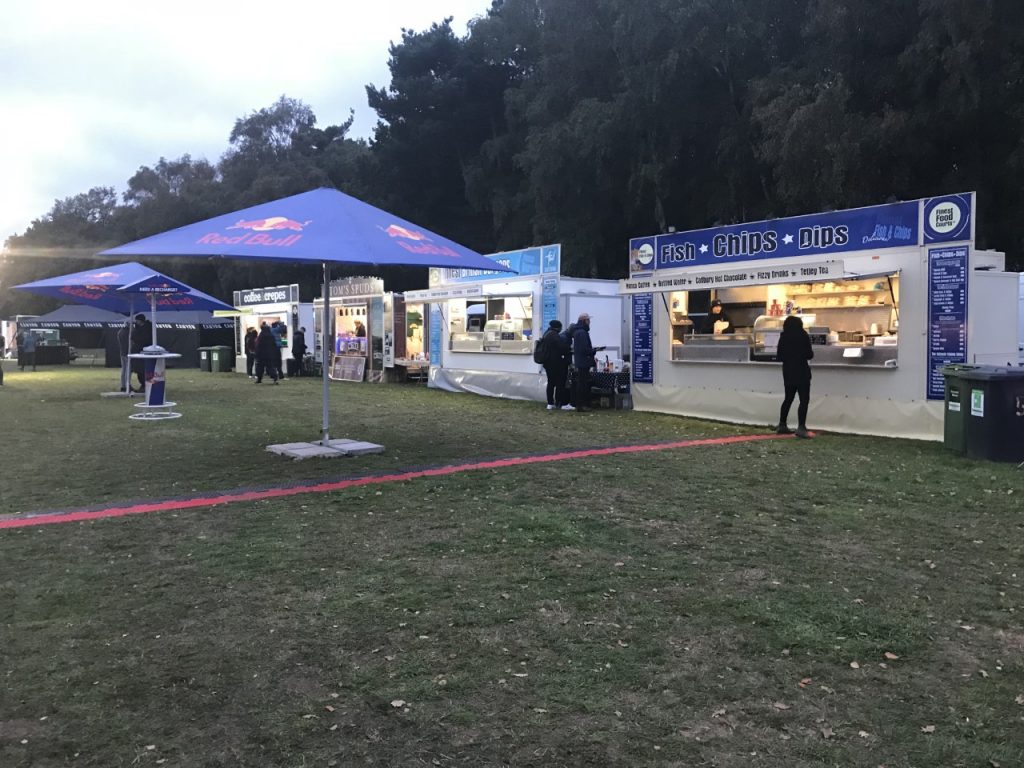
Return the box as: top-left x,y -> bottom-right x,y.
270,321 -> 286,380
354,320 -> 366,338
539,320 -> 569,410
254,323 -> 279,384
244,327 -> 258,378
776,315 -> 814,438
571,313 -> 598,412
700,299 -> 734,334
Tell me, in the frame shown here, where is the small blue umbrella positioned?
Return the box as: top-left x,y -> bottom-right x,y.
14,262 -> 233,315
97,187 -> 515,441
15,262 -> 235,390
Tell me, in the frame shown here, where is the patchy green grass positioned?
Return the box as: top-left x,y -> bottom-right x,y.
1,366 -> 1022,767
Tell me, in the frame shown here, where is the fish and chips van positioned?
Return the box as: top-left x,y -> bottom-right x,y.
621,193 -> 1019,439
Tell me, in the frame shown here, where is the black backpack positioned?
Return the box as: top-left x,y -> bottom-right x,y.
533,333 -> 549,364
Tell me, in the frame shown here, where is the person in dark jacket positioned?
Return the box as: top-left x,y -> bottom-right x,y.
700,299 -> 734,334
540,320 -> 571,410
776,315 -> 814,438
254,323 -> 279,384
129,314 -> 151,391
117,320 -> 132,392
292,326 -> 307,377
571,313 -> 601,412
244,327 -> 258,378
270,321 -> 286,379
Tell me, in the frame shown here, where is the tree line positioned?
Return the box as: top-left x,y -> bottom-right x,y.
4,0 -> 1022,317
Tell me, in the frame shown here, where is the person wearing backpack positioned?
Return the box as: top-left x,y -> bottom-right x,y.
538,320 -> 571,410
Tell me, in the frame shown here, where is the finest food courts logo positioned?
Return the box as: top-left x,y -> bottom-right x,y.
923,194 -> 972,242
928,202 -> 962,235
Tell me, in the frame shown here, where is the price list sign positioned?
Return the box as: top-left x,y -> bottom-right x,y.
541,277 -> 559,330
926,246 -> 968,400
632,293 -> 654,383
429,304 -> 443,365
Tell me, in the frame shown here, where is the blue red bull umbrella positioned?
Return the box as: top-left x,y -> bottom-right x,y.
96,187 -> 515,443
15,262 -> 236,392
99,187 -> 511,271
14,262 -> 234,315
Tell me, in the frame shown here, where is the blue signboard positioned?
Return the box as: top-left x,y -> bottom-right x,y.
628,201 -> 920,272
631,294 -> 654,383
923,194 -> 973,243
926,246 -> 969,400
542,245 -> 560,274
429,303 -> 442,365
541,277 -> 559,331
441,244 -> 561,284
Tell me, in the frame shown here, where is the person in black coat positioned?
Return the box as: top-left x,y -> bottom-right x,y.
570,313 -> 603,412
776,315 -> 814,438
292,326 -> 307,376
129,314 -> 151,392
117,320 -> 132,392
244,327 -> 258,378
254,323 -> 279,384
540,320 -> 571,410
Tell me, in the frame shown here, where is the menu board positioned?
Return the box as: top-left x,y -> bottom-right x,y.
330,355 -> 366,382
429,304 -> 442,365
926,246 -> 968,400
541,277 -> 558,330
631,294 -> 654,383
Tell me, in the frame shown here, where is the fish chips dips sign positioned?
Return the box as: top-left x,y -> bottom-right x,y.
622,192 -> 1020,440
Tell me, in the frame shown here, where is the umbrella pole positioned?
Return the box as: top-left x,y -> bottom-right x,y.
150,293 -> 158,347
322,261 -> 331,442
124,296 -> 134,393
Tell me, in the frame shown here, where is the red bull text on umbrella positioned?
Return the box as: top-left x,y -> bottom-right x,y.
196,216 -> 311,248
380,223 -> 461,257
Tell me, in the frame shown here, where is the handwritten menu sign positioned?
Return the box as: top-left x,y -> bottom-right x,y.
330,356 -> 366,382
926,246 -> 968,400
631,293 -> 654,383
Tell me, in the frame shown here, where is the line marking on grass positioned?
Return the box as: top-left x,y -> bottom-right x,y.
0,433 -> 792,530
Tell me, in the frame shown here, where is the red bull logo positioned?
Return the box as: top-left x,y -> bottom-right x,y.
228,216 -> 310,232
197,215 -> 311,248
382,224 -> 431,241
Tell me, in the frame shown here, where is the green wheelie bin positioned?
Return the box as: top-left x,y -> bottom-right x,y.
940,364 -> 977,455
961,365 -> 1024,463
209,345 -> 234,372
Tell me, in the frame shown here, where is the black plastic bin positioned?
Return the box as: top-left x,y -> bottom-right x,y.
198,346 -> 213,372
940,364 -> 976,455
961,365 -> 1024,463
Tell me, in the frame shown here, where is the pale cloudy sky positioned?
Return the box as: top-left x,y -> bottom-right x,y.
0,0 -> 492,241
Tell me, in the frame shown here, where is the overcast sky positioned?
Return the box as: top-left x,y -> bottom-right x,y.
0,0 -> 491,241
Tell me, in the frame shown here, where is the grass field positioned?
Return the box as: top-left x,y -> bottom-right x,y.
1,364 -> 1022,767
